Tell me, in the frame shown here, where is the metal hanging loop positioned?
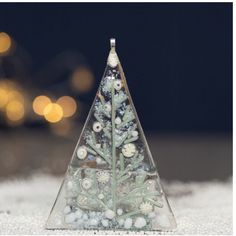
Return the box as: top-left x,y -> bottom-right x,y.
110,38 -> 116,49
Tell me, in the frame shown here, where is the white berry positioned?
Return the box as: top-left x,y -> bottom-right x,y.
105,209 -> 115,219
124,218 -> 133,229
117,208 -> 123,216
77,146 -> 87,160
132,130 -> 138,137
134,217 -> 146,229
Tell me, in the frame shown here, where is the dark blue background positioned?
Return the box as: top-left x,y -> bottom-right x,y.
0,3 -> 232,133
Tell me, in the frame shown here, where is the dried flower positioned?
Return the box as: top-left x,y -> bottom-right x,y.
96,171 -> 110,184
140,202 -> 153,215
81,178 -> 92,190
122,143 -> 136,157
77,195 -> 88,205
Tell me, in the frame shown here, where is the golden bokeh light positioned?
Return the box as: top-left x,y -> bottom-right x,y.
0,80 -> 27,126
0,32 -> 12,54
0,88 -> 8,108
6,100 -> 25,121
43,103 -> 63,123
8,90 -> 24,103
57,96 -> 77,118
33,95 -> 51,116
71,67 -> 94,93
0,79 -> 25,109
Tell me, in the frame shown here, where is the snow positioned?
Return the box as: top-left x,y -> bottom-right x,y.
0,174 -> 232,235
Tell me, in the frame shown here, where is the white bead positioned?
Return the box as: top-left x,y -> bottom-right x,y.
132,130 -> 138,137
64,213 -> 76,224
124,218 -> 133,229
122,143 -> 136,157
101,219 -> 109,227
113,80 -> 122,91
105,209 -> 115,219
117,208 -> 123,216
63,206 -> 71,214
134,217 -> 146,229
108,51 -> 119,68
77,146 -> 87,160
96,143 -> 101,149
115,117 -> 122,125
93,122 -> 103,132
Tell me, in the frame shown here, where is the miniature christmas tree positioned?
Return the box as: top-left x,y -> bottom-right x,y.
46,39 -> 177,231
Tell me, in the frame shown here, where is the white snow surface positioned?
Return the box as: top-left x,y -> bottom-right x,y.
0,174 -> 232,235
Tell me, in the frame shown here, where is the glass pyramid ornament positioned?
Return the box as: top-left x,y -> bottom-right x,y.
46,39 -> 177,231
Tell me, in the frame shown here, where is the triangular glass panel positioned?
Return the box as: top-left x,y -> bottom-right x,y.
46,39 -> 177,231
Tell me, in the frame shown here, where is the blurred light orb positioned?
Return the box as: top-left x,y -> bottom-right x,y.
6,100 -> 25,121
0,32 -> 12,54
33,95 -> 51,116
8,90 -> 24,103
43,103 -> 63,123
71,67 -> 94,93
0,88 -> 8,108
57,96 -> 77,118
